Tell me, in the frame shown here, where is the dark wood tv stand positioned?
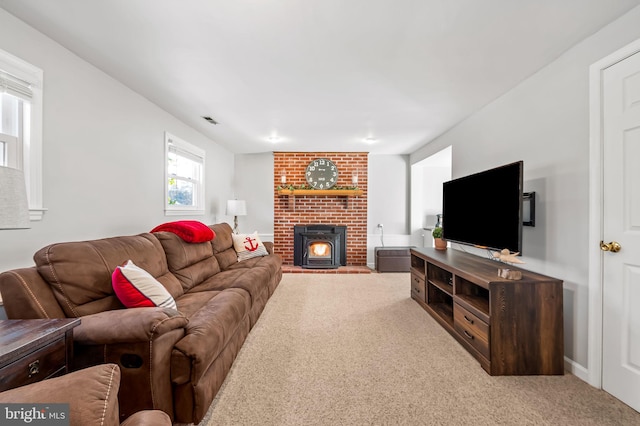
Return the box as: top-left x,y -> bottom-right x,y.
410,247 -> 564,375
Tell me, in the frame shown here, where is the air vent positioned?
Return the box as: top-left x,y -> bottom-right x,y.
202,116 -> 218,125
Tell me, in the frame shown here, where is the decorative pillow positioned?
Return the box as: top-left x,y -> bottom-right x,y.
112,260 -> 177,309
150,220 -> 215,243
232,232 -> 269,261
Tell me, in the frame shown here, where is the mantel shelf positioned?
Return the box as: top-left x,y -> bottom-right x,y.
277,189 -> 363,196
277,189 -> 363,210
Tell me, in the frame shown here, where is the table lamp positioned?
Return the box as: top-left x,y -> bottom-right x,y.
226,199 -> 246,234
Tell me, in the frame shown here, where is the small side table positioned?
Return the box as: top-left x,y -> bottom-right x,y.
0,318 -> 81,392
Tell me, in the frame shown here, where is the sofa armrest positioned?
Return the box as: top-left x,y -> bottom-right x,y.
264,241 -> 274,255
71,308 -> 188,421
120,410 -> 171,426
0,364 -> 121,426
73,307 -> 188,345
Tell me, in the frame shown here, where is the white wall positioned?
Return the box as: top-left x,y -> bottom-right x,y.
410,5 -> 640,377
233,152 -> 274,239
0,9 -> 235,273
367,154 -> 410,267
410,146 -> 452,248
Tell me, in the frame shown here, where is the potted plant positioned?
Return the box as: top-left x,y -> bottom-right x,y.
432,227 -> 447,251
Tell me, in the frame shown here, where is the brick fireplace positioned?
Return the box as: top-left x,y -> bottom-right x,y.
294,224 -> 346,269
273,152 -> 368,267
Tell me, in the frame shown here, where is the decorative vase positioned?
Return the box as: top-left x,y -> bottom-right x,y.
434,238 -> 447,251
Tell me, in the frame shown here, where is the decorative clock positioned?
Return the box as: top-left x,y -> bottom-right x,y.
305,158 -> 338,189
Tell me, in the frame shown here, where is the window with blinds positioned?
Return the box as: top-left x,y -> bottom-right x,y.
0,70 -> 30,169
165,132 -> 205,215
0,49 -> 44,220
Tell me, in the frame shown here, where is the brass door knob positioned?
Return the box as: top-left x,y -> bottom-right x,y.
600,241 -> 621,253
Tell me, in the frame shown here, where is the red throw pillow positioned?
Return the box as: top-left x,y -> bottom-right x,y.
150,220 -> 215,243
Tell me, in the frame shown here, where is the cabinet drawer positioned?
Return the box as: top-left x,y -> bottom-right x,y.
454,303 -> 489,359
411,273 -> 426,302
0,338 -> 66,392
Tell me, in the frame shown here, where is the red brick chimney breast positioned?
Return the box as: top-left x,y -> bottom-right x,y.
273,152 -> 368,266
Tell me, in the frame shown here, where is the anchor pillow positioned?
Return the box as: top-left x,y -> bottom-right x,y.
232,232 -> 269,261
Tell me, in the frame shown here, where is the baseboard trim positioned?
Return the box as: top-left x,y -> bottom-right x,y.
564,356 -> 590,384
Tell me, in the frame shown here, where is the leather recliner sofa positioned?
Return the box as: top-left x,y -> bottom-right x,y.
0,223 -> 282,424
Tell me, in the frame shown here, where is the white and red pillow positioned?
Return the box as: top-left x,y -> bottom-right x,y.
112,260 -> 177,309
232,232 -> 268,261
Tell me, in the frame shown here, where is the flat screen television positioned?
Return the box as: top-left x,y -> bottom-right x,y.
442,161 -> 523,254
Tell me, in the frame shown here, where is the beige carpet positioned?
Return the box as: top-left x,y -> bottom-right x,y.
201,273 -> 640,425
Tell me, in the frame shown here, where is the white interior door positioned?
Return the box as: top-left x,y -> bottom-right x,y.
602,49 -> 640,412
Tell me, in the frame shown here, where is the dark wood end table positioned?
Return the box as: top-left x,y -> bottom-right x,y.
0,318 -> 81,392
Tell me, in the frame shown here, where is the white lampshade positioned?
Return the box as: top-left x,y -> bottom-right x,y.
226,199 -> 247,216
0,166 -> 30,229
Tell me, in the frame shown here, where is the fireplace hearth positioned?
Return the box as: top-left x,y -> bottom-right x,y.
294,225 -> 347,269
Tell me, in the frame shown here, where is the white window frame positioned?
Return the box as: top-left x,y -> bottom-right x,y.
164,131 -> 205,216
0,133 -> 19,168
0,49 -> 45,221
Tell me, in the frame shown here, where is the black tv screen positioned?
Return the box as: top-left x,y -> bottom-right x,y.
442,161 -> 523,254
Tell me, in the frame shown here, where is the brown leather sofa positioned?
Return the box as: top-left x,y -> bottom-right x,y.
0,223 -> 282,424
0,364 -> 171,426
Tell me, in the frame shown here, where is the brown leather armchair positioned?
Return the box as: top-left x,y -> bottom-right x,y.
0,363 -> 171,426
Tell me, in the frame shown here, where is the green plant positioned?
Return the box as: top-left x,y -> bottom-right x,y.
432,227 -> 443,239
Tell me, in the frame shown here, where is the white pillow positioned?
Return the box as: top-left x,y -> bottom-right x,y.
232,232 -> 269,261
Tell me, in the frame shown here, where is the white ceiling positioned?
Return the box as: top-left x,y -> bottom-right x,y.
1,0 -> 639,155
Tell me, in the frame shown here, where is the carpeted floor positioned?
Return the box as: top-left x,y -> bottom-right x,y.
200,273 -> 640,425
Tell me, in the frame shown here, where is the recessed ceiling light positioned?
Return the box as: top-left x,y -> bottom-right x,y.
363,137 -> 377,144
267,135 -> 282,143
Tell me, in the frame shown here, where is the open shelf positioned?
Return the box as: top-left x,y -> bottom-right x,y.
427,262 -> 453,296
410,266 -> 425,279
455,295 -> 490,323
427,275 -> 454,327
455,276 -> 489,320
428,278 -> 453,296
411,256 -> 426,277
427,302 -> 454,328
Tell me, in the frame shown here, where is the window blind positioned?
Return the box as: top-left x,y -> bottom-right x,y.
168,141 -> 204,164
0,69 -> 33,101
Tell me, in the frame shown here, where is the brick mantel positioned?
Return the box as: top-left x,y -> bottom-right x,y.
273,152 -> 368,266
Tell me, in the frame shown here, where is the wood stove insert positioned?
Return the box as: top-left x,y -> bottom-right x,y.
294,225 -> 347,269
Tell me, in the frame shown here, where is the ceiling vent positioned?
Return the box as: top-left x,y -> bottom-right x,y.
202,116 -> 218,125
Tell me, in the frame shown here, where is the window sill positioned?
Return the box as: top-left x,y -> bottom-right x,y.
164,209 -> 205,217
29,207 -> 47,221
